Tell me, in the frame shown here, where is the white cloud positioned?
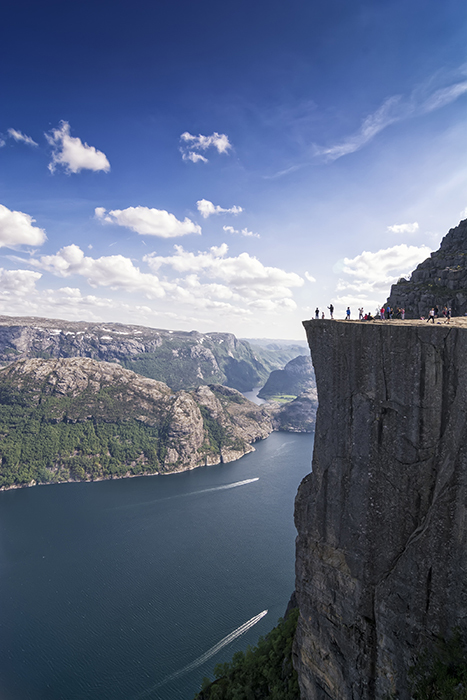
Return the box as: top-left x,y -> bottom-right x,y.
0,268 -> 42,297
144,243 -> 303,303
32,244 -> 166,299
222,225 -> 260,239
314,71 -> 467,162
460,207 -> 467,219
421,81 -> 467,113
46,121 -> 110,174
197,199 -> 243,218
95,206 -> 201,237
314,96 -> 404,161
342,244 -> 431,282
0,139 -> 5,148
180,131 -> 232,162
185,152 -> 208,163
305,271 -> 316,282
387,222 -> 419,234
7,128 -> 38,146
0,204 -> 47,248
334,243 -> 432,309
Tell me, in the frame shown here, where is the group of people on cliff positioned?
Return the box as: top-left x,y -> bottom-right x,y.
425,305 -> 452,323
313,303 -> 455,321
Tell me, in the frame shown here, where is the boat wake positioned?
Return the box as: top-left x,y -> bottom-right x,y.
115,478 -> 259,511
135,609 -> 268,697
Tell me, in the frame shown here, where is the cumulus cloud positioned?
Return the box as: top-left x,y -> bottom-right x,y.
32,244 -> 166,298
46,121 -> 110,174
334,243 -> 431,309
95,206 -> 201,237
305,271 -> 316,282
180,131 -> 232,162
0,268 -> 42,296
0,204 -> 47,248
197,199 -> 243,218
144,243 -> 303,304
314,70 -> 467,162
387,222 -> 419,234
7,128 -> 38,146
222,225 -> 260,239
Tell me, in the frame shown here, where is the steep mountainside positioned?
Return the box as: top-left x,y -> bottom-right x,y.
258,355 -> 315,399
268,390 -> 317,433
0,316 -> 274,392
386,218 -> 467,318
295,319 -> 467,699
0,358 -> 273,489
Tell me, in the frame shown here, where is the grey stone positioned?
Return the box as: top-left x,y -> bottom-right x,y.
294,320 -> 467,699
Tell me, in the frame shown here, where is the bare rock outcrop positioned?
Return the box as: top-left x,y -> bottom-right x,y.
386,218 -> 467,318
294,319 -> 467,699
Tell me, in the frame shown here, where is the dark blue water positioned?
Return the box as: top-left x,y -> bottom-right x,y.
0,432 -> 313,700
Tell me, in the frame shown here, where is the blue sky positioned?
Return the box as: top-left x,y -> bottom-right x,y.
1,0 -> 466,338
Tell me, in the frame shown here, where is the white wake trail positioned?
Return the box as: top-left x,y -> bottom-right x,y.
136,609 -> 268,697
116,478 -> 259,511
193,477 -> 259,497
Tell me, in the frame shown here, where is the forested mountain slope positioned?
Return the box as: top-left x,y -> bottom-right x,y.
0,357 -> 273,489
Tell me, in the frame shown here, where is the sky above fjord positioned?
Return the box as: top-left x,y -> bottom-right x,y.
1,0 -> 466,338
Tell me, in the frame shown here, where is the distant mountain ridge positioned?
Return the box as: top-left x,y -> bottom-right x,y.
0,316 -> 300,393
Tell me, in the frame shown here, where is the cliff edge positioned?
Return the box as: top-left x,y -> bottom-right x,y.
294,319 -> 467,698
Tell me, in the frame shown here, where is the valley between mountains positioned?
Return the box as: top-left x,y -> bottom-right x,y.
0,316 -> 317,489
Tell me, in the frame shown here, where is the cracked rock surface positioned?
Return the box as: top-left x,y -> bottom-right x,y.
294,319 -> 467,699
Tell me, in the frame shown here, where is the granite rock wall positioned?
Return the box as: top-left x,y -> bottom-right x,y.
294,320 -> 467,699
386,218 -> 467,318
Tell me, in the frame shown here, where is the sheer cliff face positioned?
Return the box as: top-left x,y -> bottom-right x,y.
294,320 -> 467,699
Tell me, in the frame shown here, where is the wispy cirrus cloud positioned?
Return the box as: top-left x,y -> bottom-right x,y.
197,199 -> 243,218
180,131 -> 232,163
7,128 -> 38,146
46,121 -> 110,174
314,70 -> 467,162
95,206 -> 201,238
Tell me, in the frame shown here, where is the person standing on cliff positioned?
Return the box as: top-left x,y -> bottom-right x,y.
427,307 -> 435,323
328,303 -> 334,319
315,307 -> 319,319
346,307 -> 351,320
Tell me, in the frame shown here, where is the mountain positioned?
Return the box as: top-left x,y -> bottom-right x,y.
257,355 -> 315,399
0,316 -> 275,392
386,218 -> 467,318
0,357 -> 273,489
267,389 -> 318,433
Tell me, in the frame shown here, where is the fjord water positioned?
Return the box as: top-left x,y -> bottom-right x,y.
0,432 -> 313,700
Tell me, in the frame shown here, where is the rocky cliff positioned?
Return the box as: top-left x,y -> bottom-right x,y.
386,218 -> 467,318
294,318 -> 467,699
258,355 -> 316,399
0,316 -> 273,392
0,358 -> 274,488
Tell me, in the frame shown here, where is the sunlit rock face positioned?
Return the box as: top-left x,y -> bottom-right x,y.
294,319 -> 467,699
386,218 -> 467,318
